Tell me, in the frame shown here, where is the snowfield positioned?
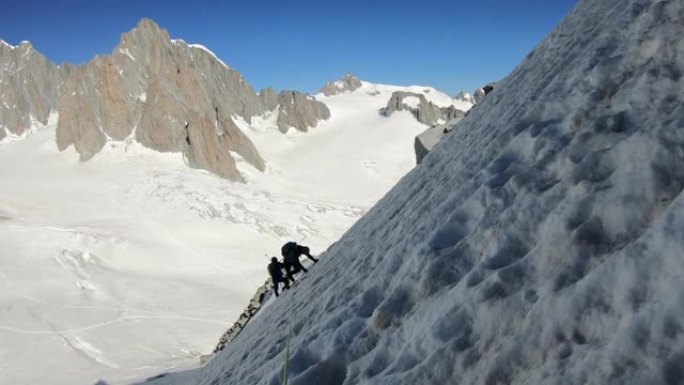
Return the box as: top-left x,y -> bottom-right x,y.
140,0 -> 684,384
0,83 -> 434,385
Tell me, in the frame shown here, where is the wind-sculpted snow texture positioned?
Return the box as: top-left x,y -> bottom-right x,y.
142,0 -> 684,384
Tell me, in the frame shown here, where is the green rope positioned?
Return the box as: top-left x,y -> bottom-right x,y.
282,323 -> 292,385
282,279 -> 297,385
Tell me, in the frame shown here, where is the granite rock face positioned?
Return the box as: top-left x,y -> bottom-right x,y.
258,87 -> 278,111
319,73 -> 362,96
276,90 -> 331,133
0,40 -> 66,139
53,19 -> 331,179
383,91 -> 466,126
56,19 -> 267,180
1,20 -> 332,179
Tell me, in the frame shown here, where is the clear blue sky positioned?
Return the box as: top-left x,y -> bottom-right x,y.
1,0 -> 577,95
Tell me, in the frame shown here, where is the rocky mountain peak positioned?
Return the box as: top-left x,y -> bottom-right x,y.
55,18 -> 270,180
1,18 -> 331,180
118,18 -> 170,56
276,90 -> 330,133
134,18 -> 163,34
453,90 -> 475,104
320,72 -> 363,96
383,91 -> 465,126
51,18 -> 332,180
0,38 -> 62,139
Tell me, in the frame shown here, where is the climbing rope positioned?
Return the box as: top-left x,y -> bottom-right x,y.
282,322 -> 292,385
282,275 -> 297,385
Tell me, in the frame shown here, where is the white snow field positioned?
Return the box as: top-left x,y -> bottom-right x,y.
0,83 -> 442,385
141,0 -> 684,384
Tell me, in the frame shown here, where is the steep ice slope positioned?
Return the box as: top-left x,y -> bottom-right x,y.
142,0 -> 684,384
0,81 -> 429,385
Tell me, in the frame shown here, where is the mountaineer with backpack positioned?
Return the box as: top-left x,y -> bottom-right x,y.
281,241 -> 318,282
267,257 -> 290,297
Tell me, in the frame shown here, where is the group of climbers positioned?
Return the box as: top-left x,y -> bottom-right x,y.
266,241 -> 318,297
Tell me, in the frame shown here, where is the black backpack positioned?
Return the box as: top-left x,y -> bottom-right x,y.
281,242 -> 297,259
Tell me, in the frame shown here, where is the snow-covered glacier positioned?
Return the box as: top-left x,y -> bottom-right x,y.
142,0 -> 684,384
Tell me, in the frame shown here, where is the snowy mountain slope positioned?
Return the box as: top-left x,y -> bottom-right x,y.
0,80 -> 431,385
140,0 -> 684,384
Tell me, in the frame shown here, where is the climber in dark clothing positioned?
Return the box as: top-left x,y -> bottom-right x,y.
281,242 -> 318,282
267,257 -> 290,297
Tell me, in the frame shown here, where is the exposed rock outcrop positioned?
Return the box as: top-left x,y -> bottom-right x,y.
276,90 -> 330,133
319,73 -> 362,96
473,82 -> 496,104
56,19 -> 267,180
211,281 -> 271,355
0,40 -> 66,138
258,87 -> 278,111
383,91 -> 466,126
414,118 -> 463,164
413,81 -> 497,164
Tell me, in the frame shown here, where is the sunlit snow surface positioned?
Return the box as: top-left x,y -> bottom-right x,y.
0,83 -> 433,385
143,1 -> 684,384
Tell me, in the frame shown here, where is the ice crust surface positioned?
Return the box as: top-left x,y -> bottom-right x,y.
141,0 -> 684,384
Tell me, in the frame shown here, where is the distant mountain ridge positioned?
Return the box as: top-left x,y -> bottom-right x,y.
0,20 -> 474,181
0,19 -> 330,180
